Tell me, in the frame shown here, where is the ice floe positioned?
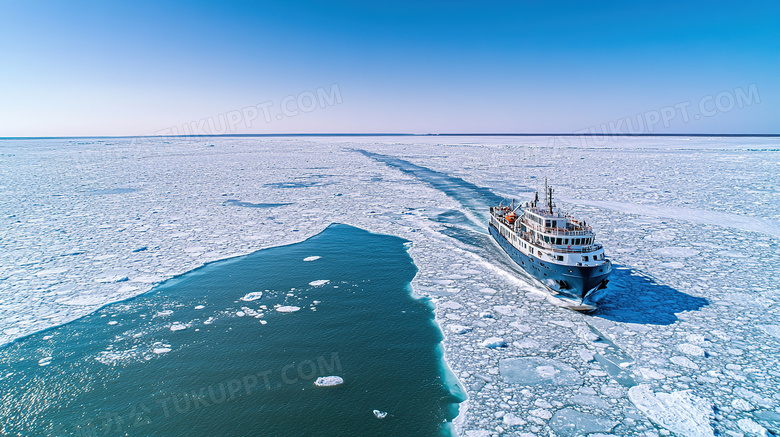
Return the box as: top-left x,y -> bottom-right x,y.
499,357 -> 583,386
628,384 -> 713,437
275,306 -> 301,313
303,256 -> 321,262
240,291 -> 263,301
309,280 -> 329,287
314,376 -> 343,386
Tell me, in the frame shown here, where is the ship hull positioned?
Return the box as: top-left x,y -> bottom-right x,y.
489,223 -> 610,305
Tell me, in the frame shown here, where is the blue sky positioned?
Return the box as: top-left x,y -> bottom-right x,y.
1,0 -> 778,136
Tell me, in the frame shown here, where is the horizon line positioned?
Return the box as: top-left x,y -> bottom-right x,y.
2,132 -> 780,140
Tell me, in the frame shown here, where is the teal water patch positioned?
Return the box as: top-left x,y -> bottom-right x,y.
0,224 -> 463,436
223,199 -> 292,208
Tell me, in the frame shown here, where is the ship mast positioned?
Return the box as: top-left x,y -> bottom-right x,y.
543,177 -> 554,214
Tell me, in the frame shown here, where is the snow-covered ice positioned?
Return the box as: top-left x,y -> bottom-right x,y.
2,136 -> 779,436
303,256 -> 321,262
308,280 -> 329,287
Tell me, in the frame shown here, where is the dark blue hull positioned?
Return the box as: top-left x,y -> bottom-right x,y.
489,223 -> 610,302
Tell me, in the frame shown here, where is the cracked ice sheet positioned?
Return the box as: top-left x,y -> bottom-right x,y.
2,136 -> 780,436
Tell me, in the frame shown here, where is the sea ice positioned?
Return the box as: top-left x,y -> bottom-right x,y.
757,324 -> 780,339
482,337 -> 507,348
628,384 -> 713,437
677,343 -> 705,357
314,376 -> 343,386
275,306 -> 301,313
373,410 -> 387,419
448,325 -> 471,335
309,280 -> 330,287
549,408 -> 617,436
169,323 -> 187,331
652,247 -> 699,258
502,412 -> 526,426
153,347 -> 171,354
303,256 -> 321,262
499,357 -> 583,386
240,292 -> 263,302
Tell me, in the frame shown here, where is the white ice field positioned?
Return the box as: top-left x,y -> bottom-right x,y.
2,136 -> 779,436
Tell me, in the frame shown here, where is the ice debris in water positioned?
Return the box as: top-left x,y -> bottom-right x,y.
309,279 -> 329,287
628,384 -> 714,437
373,410 -> 387,419
194,305 -> 205,310
240,292 -> 263,302
303,256 -> 321,262
38,357 -> 52,366
153,347 -> 171,354
154,310 -> 173,317
499,357 -> 583,386
169,323 -> 187,331
275,306 -> 301,313
314,376 -> 343,386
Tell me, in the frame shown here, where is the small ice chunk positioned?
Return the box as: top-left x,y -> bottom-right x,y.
737,418 -> 767,435
482,337 -> 507,348
240,292 -> 263,302
373,410 -> 387,419
314,376 -> 343,386
731,398 -> 753,411
303,256 -> 321,262
493,305 -> 519,316
448,325 -> 472,335
108,321 -> 118,325
503,412 -> 526,426
276,306 -> 301,313
236,311 -> 246,317
677,343 -> 705,357
153,347 -> 171,354
670,356 -> 699,369
309,280 -> 330,287
38,357 -> 52,366
170,323 -> 187,331
194,305 -> 205,310
155,310 -> 174,317
529,408 -> 552,419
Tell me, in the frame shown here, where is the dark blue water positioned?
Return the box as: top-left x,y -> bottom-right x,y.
0,224 -> 463,436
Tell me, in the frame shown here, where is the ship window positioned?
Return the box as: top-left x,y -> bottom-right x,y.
574,238 -> 580,245
556,238 -> 562,245
564,239 -> 569,244
557,255 -> 563,261
582,255 -> 589,262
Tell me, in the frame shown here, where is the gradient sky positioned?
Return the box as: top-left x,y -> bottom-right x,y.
1,0 -> 778,136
